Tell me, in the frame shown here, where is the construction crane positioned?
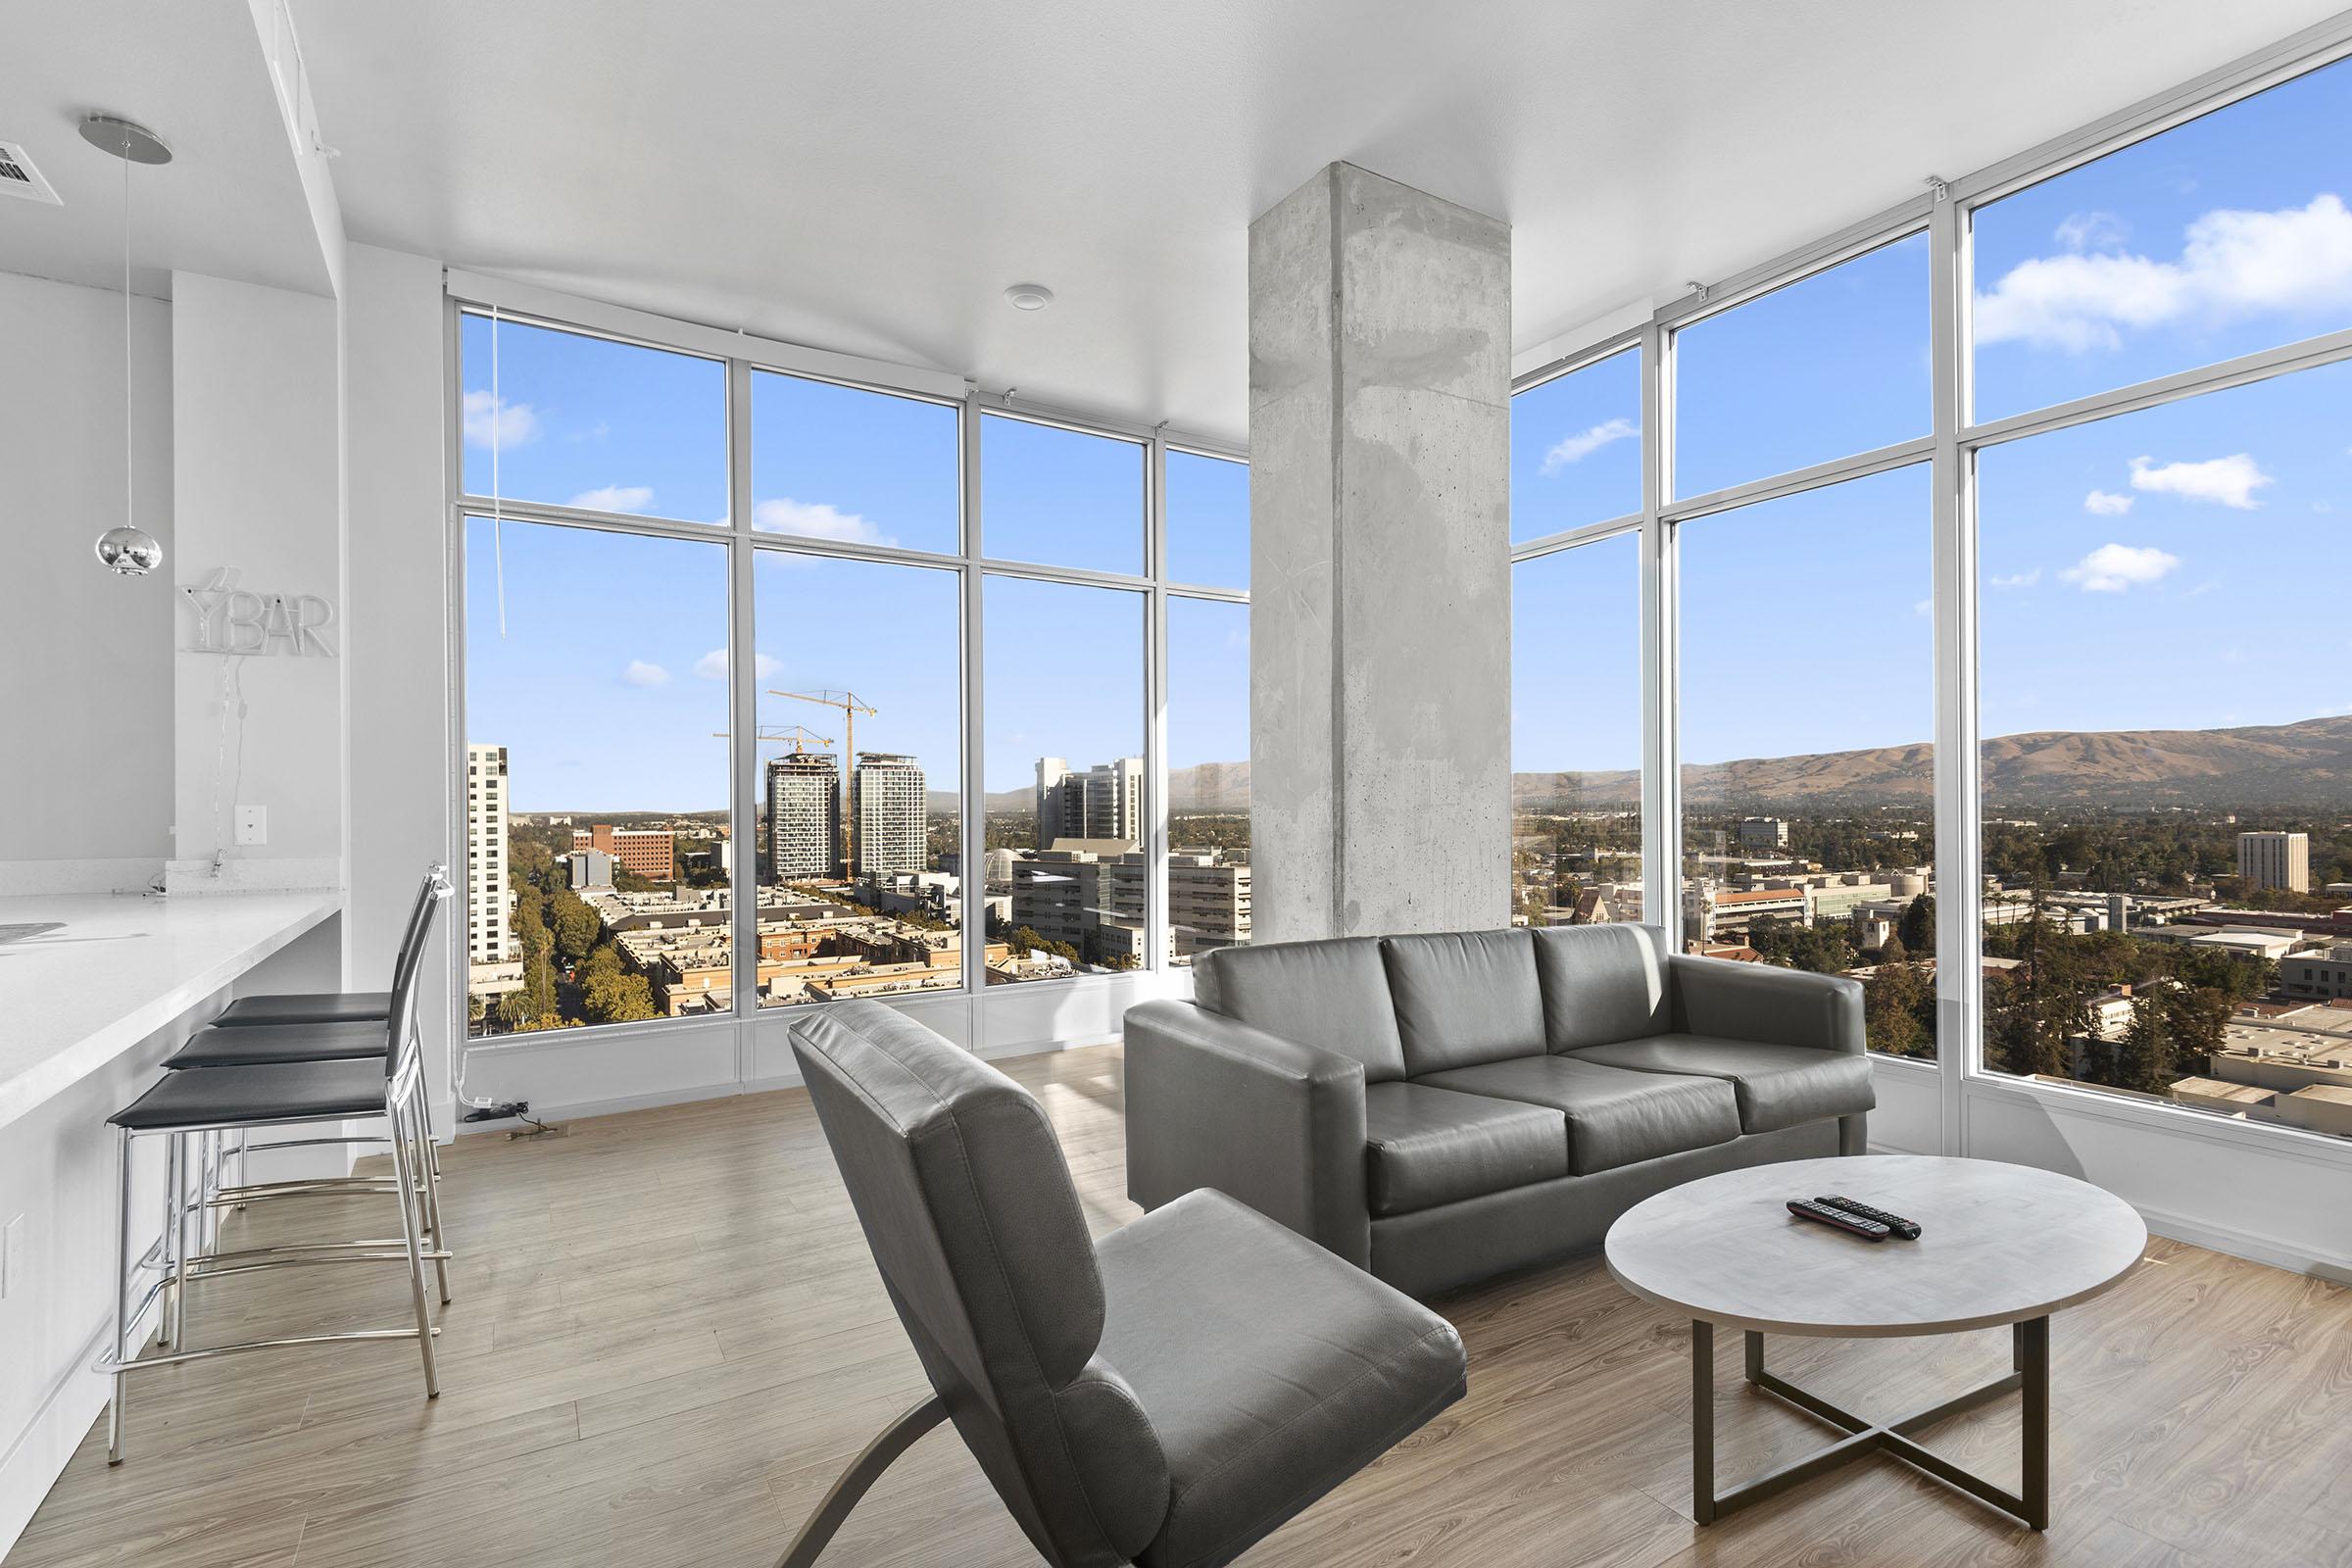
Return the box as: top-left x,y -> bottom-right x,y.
710,723 -> 835,755
772,689 -> 878,874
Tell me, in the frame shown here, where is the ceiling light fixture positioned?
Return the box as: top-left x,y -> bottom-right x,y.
1004,282 -> 1054,312
82,113 -> 172,577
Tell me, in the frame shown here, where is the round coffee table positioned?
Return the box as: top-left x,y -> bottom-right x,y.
1603,1154 -> 2145,1531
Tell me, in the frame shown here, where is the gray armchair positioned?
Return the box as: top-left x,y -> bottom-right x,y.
784,1001 -> 1467,1568
1127,924 -> 1874,1298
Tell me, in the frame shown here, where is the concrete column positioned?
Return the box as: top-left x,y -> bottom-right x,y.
1249,162 -> 1512,942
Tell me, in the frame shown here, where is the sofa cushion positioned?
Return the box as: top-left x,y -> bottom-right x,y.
1570,1034 -> 1875,1134
1379,930 -> 1546,1075
1195,936 -> 1408,1083
1531,923 -> 1672,1052
1416,1054 -> 1740,1175
1362,1082 -> 1569,1216
1098,1192 -> 1466,1568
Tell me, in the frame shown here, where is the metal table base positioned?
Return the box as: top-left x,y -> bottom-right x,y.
1690,1317 -> 2049,1531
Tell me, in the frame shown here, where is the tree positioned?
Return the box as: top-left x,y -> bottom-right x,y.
581,962 -> 657,1024
1897,893 -> 1936,956
1005,925 -> 1078,962
2112,990 -> 2175,1095
550,888 -> 601,963
1863,958 -> 1934,1059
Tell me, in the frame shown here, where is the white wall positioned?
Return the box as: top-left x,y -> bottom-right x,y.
0,271 -> 174,892
168,271 -> 343,892
342,243 -> 455,1123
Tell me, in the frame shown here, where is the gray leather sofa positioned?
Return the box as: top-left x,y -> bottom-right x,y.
1125,923 -> 1875,1298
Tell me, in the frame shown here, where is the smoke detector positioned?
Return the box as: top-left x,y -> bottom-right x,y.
1004,282 -> 1055,312
0,141 -> 62,205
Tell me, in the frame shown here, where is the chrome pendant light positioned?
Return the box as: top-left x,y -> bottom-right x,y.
82,113 -> 172,576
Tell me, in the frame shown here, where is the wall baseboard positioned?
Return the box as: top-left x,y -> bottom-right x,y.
2134,1200 -> 2352,1282
0,1275 -> 164,1562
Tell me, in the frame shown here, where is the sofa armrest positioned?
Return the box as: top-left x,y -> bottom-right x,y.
1666,955 -> 1866,1056
1122,1000 -> 1370,1267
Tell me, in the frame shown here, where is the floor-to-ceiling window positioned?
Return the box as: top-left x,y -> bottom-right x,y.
1510,349 -> 1644,927
456,302 -> 1247,1045
1513,28 -> 2352,1142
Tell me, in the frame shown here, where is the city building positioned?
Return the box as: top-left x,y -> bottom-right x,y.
1008,843 -> 1250,964
1035,755 -> 1144,849
464,743 -> 522,997
566,848 -> 615,890
1737,816 -> 1789,852
2238,830 -> 2311,894
2281,946 -> 2352,1003
766,752 -> 842,879
852,752 -> 926,878
569,822 -> 678,880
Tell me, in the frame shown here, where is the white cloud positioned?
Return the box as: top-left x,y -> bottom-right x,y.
692,648 -> 781,682
2054,210 -> 2129,252
2128,452 -> 2273,510
2082,490 -> 2133,515
752,498 -> 895,550
1540,417 -> 1638,474
1912,597 -> 1933,617
1976,193 -> 2352,351
1990,568 -> 2042,589
567,484 -> 655,513
620,660 -> 670,687
462,389 -> 540,451
2060,543 -> 2180,593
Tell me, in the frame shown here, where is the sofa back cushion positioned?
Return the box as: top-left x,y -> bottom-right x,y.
1379,930 -> 1547,1076
1194,936 -> 1408,1083
1531,923 -> 1672,1051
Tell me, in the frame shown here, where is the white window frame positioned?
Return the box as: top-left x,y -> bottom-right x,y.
441,277 -> 1247,1097
1512,11 -> 2352,1179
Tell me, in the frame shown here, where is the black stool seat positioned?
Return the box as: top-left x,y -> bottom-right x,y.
110,1058 -> 388,1132
166,1019 -> 390,1069
213,992 -> 393,1028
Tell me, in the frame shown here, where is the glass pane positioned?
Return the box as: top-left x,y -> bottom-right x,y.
750,551 -> 964,1007
984,574 -> 1146,980
980,413 -> 1145,575
1679,465 -> 1936,1059
1512,347 -> 1641,541
1168,597 -> 1250,963
462,517 -> 728,1038
459,313 -> 726,523
1974,56 -> 2352,421
1511,535 -> 1642,926
1166,449 -> 1249,588
751,371 -> 960,555
1673,233 -> 1930,498
1978,360 -> 2352,1138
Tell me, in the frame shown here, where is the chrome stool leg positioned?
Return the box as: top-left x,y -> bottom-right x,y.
388,1097 -> 440,1398
107,1127 -> 134,1465
172,1132 -> 194,1351
411,1078 -> 451,1304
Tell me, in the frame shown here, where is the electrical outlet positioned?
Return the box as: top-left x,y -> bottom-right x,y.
0,1214 -> 24,1301
236,806 -> 268,846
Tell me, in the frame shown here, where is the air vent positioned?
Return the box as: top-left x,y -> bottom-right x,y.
0,141 -> 62,205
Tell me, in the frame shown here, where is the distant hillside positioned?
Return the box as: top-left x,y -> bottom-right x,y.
1514,714 -> 2352,809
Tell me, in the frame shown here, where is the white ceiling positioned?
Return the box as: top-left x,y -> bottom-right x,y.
300,3 -> 2352,441
0,4 -> 330,301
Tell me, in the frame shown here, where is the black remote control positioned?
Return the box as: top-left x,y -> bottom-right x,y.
1816,1195 -> 1923,1240
1787,1198 -> 1891,1241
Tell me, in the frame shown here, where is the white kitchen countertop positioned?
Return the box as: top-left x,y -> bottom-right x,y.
0,890 -> 341,1133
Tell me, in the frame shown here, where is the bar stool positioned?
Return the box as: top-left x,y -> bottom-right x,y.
98,884 -> 452,1463
170,868 -> 452,1207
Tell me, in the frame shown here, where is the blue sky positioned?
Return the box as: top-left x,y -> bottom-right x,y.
467,55 -> 2351,808
1513,54 -> 2352,776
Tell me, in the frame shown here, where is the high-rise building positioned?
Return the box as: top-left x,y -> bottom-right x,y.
568,824 -> 678,879
2238,831 -> 2310,894
1035,755 -> 1144,849
1738,817 -> 1790,852
853,753 -> 926,879
768,752 -> 842,878
465,744 -> 521,992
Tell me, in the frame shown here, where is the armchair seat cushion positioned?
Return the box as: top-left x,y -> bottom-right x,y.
1570,1034 -> 1875,1134
1098,1191 -> 1467,1568
1416,1054 -> 1740,1175
1363,1082 -> 1569,1216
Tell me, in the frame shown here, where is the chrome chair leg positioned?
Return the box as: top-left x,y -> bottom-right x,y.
157,1135 -> 181,1349
411,1078 -> 452,1304
172,1132 -> 195,1351
107,1127 -> 133,1465
387,1098 -> 439,1398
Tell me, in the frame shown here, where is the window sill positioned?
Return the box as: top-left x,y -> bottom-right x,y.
1961,1067 -> 2352,1174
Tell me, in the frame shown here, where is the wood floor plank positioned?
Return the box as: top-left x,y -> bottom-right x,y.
9,1043 -> 2348,1568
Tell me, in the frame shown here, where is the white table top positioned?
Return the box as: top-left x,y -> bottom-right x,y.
0,890 -> 341,1134
1603,1155 -> 2147,1338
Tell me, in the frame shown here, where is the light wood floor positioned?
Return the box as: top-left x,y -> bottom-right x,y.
12,1045 -> 2352,1568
